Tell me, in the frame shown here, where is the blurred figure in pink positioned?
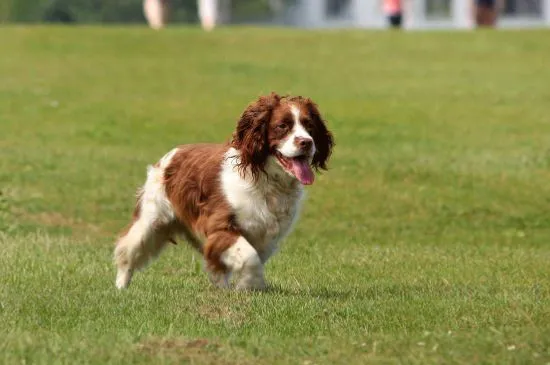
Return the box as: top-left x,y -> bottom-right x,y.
383,0 -> 404,28
472,0 -> 504,27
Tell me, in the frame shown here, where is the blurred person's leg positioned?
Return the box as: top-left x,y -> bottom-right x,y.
383,0 -> 404,29
388,12 -> 403,28
198,0 -> 217,31
144,0 -> 168,30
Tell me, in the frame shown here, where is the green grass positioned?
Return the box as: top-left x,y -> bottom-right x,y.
1,25 -> 550,364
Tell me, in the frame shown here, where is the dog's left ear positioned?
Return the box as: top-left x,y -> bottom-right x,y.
232,92 -> 281,180
304,98 -> 334,171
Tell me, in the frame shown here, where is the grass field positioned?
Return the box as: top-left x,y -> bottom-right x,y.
1,25 -> 550,364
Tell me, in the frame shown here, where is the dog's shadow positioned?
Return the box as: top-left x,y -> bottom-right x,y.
262,282 -> 450,301
263,284 -> 371,300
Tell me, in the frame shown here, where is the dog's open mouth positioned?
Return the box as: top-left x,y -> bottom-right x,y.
275,152 -> 314,185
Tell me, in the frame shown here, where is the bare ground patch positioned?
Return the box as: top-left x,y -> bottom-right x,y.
136,337 -> 254,365
15,208 -> 105,236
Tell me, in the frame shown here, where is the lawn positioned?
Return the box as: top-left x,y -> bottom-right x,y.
1,25 -> 549,364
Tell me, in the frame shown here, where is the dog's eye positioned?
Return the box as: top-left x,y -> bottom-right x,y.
276,123 -> 288,131
301,119 -> 313,132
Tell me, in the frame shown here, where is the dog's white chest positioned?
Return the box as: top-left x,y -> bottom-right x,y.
244,186 -> 298,234
221,150 -> 304,260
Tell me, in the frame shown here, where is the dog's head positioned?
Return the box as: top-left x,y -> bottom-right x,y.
231,92 -> 334,185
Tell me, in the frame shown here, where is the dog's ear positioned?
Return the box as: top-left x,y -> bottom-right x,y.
232,92 -> 281,180
304,98 -> 334,171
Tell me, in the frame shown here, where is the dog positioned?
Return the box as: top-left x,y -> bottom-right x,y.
113,92 -> 334,290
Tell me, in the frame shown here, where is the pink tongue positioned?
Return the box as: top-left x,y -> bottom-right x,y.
290,159 -> 315,185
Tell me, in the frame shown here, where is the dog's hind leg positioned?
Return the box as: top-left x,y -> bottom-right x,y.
114,158 -> 176,289
114,218 -> 150,290
114,219 -> 172,289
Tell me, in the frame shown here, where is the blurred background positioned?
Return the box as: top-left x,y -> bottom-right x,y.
1,0 -> 548,30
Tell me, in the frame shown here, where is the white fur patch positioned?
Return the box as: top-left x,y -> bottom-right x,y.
221,148 -> 304,264
220,236 -> 260,271
141,148 -> 178,224
220,236 -> 265,290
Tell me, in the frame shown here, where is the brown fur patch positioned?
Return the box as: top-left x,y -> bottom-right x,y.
163,144 -> 239,271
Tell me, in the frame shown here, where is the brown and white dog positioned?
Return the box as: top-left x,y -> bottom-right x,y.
113,92 -> 334,290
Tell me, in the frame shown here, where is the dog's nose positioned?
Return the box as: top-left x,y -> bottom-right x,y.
295,137 -> 313,150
